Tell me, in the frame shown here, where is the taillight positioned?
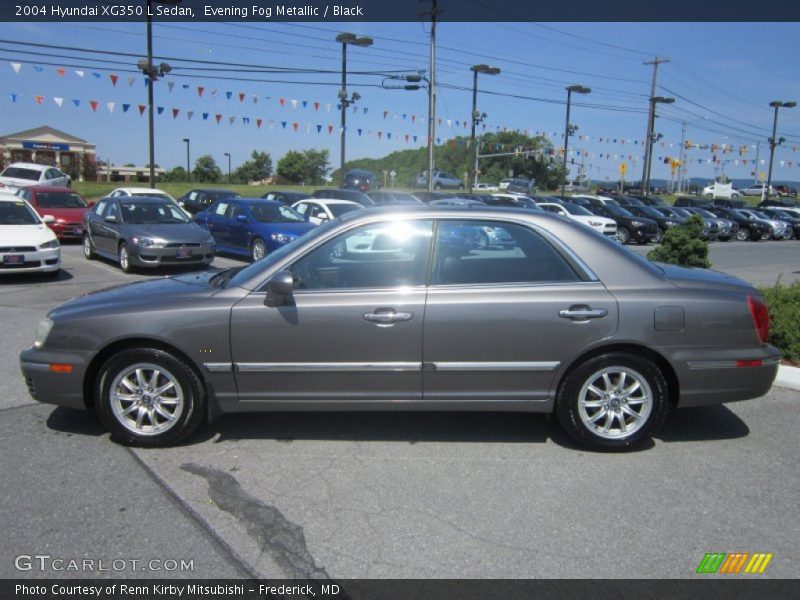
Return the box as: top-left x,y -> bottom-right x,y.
747,295 -> 770,344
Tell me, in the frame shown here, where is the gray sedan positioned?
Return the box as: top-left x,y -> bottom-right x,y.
83,196 -> 215,272
22,207 -> 779,450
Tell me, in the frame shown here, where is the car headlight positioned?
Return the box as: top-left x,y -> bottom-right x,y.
39,238 -> 60,249
588,220 -> 603,227
131,237 -> 164,247
271,233 -> 295,244
34,317 -> 53,350
664,221 -> 678,228
205,236 -> 215,245
630,220 -> 645,227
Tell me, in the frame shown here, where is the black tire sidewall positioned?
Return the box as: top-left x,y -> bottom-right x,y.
251,238 -> 266,262
556,352 -> 669,451
94,347 -> 206,447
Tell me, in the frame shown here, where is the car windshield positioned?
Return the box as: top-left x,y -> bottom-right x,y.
1,167 -> 40,181
606,205 -> 635,218
328,204 -> 361,217
734,210 -> 756,220
692,208 -> 716,218
209,190 -> 241,200
671,207 -> 692,218
34,192 -> 88,209
227,219 -> 339,289
0,200 -> 40,225
248,203 -> 305,223
121,201 -> 189,224
562,203 -> 593,216
131,192 -> 173,202
637,206 -> 664,219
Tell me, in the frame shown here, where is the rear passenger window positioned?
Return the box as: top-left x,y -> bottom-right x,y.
214,201 -> 229,216
432,220 -> 581,286
94,201 -> 107,217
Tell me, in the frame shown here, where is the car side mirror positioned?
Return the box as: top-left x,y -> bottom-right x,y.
317,213 -> 329,221
42,215 -> 55,224
236,214 -> 248,223
104,215 -> 117,223
264,271 -> 294,307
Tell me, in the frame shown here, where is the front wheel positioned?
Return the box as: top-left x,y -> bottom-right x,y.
250,238 -> 267,262
83,234 -> 96,260
556,353 -> 669,451
736,227 -> 749,242
118,242 -> 134,273
617,226 -> 631,244
94,347 -> 206,447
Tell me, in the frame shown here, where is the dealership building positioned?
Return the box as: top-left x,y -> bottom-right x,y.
0,125 -> 96,179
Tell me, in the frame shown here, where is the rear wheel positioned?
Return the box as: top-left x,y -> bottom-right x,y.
94,347 -> 206,447
556,352 -> 669,451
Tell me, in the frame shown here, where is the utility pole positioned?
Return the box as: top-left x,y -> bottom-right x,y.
641,56 -> 669,194
676,121 -> 686,193
752,142 -> 761,184
421,0 -> 440,193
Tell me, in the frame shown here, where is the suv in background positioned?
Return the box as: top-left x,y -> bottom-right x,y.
674,196 -> 713,208
505,178 -> 536,195
341,169 -> 379,192
415,170 -> 462,190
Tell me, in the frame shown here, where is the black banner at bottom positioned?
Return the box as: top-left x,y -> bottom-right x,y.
3,579 -> 798,600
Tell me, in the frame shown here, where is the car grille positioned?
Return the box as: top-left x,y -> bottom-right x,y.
645,224 -> 657,234
0,260 -> 41,269
164,242 -> 201,248
0,246 -> 36,252
159,254 -> 209,263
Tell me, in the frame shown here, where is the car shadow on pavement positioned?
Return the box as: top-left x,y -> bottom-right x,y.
46,406 -> 106,437
0,269 -> 74,284
656,404 -> 749,442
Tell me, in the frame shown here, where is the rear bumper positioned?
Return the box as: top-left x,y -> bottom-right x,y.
19,346 -> 94,410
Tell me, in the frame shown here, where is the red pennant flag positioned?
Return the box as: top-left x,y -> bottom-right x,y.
239,92 -> 245,102
378,131 -> 383,140
56,68 -> 65,76
197,86 -> 204,97
172,108 -> 180,119
256,118 -> 263,128
383,111 -> 388,119
411,115 -> 416,124
138,104 -> 146,115
292,122 -> 299,131
314,101 -> 320,111
90,100 -> 99,112
327,124 -> 334,134
405,134 -> 410,142
109,74 -> 118,86
278,98 -> 285,107
215,114 -> 222,124
34,95 -> 44,105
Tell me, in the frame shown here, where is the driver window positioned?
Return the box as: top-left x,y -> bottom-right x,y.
290,220 -> 433,291
105,202 -> 120,220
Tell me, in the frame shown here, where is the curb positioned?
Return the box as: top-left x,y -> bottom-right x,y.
773,364 -> 800,392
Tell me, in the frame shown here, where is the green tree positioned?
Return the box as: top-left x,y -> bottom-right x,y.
232,150 -> 273,184
276,149 -> 330,184
192,155 -> 222,183
81,155 -> 97,182
647,215 -> 711,268
159,166 -> 187,183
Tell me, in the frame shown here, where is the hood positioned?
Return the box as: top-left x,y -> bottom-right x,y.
0,223 -> 56,245
38,207 -> 89,221
658,263 -> 755,295
49,270 -> 221,319
125,222 -> 212,242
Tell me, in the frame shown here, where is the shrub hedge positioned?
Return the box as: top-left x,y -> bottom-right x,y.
760,281 -> 800,364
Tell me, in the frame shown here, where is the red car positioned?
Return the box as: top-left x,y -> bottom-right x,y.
16,186 -> 90,240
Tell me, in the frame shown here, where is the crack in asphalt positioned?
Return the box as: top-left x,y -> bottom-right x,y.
181,462 -> 331,580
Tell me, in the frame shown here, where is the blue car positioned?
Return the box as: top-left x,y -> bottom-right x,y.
195,198 -> 315,262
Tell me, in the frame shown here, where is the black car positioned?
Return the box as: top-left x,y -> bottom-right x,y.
758,198 -> 799,209
758,208 -> 800,239
177,188 -> 242,214
482,195 -> 542,210
588,204 -> 659,244
261,190 -> 311,205
680,207 -> 739,242
624,205 -> 684,243
505,178 -> 536,195
674,196 -> 714,208
531,194 -> 564,204
366,191 -> 423,206
712,198 -> 745,208
706,207 -> 771,241
610,195 -> 646,207
656,206 -> 718,241
341,169 -> 379,192
312,188 -> 375,207
629,195 -> 669,207
412,191 -> 458,203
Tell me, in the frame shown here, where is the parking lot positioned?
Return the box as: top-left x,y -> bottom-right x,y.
1,240 -> 799,579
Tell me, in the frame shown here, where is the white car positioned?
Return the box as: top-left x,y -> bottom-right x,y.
571,194 -> 620,205
702,183 -> 740,199
498,178 -> 512,190
108,187 -> 189,217
0,195 -> 61,275
537,202 -> 618,238
291,198 -> 363,225
474,183 -> 499,192
0,162 -> 71,192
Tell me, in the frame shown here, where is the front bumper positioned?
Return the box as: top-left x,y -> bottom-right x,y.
630,225 -> 657,242
49,222 -> 84,240
0,247 -> 60,274
129,243 -> 215,268
19,346 -> 94,410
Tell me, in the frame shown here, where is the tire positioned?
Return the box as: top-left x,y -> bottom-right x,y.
556,352 -> 669,451
94,347 -> 206,447
250,238 -> 267,262
735,227 -> 749,242
434,183 -> 442,191
617,226 -> 631,244
653,228 -> 664,244
83,234 -> 96,260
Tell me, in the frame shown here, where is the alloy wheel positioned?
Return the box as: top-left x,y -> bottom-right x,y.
109,363 -> 184,436
577,366 -> 653,440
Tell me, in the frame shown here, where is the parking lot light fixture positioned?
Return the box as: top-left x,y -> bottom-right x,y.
336,33 -> 373,173
562,85 -> 591,196
182,138 -> 190,183
469,65 -> 501,192
766,100 -> 796,199
223,152 -> 231,184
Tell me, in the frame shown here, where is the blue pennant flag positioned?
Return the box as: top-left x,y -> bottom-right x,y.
9,93 -> 19,102
34,66 -> 43,72
72,99 -> 80,107
225,91 -> 233,99
92,72 -> 101,78
387,133 -> 392,139
202,112 -> 209,120
302,100 -> 308,108
363,107 -> 368,115
281,121 -> 287,128
122,103 -> 130,112
357,128 -> 362,136
316,124 -> 322,133
156,106 -> 164,115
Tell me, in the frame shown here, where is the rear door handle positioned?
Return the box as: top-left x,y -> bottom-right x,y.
363,308 -> 414,326
559,306 -> 608,321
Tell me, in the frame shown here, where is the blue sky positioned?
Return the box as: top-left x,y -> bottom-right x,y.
2,21 -> 799,183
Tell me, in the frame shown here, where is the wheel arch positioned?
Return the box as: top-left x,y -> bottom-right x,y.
82,337 -> 220,421
554,342 -> 680,408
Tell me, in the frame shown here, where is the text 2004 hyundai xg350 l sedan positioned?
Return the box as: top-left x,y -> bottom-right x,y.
20,207 -> 780,450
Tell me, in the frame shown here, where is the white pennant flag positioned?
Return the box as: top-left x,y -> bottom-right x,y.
106,102 -> 115,113
290,99 -> 298,109
75,70 -> 84,78
167,81 -> 175,93
210,89 -> 218,97
127,76 -> 136,86
10,62 -> 21,74
325,103 -> 331,112
187,110 -> 194,121
53,97 -> 64,107
252,95 -> 258,104
229,116 -> 235,124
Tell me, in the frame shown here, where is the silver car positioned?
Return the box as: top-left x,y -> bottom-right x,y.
21,207 -> 779,450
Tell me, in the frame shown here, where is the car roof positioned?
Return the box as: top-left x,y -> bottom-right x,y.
3,162 -> 49,171
0,195 -> 35,204
113,187 -> 167,193
113,196 -> 178,204
25,185 -> 77,193
301,198 -> 361,205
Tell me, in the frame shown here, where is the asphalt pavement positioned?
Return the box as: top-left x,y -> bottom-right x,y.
0,241 -> 798,579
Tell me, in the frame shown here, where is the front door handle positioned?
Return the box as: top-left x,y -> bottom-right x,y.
363,308 -> 414,326
559,306 -> 608,321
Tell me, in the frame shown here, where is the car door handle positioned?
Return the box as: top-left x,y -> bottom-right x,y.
559,306 -> 608,321
363,309 -> 414,325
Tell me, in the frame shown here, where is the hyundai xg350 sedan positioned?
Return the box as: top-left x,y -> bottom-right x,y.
21,207 -> 780,450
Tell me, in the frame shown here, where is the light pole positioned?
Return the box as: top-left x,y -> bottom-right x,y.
137,0 -> 181,188
643,96 -> 674,195
766,100 -> 796,199
468,64 -> 500,192
182,138 -> 190,183
223,152 -> 231,184
335,33 -> 373,175
561,84 -> 591,197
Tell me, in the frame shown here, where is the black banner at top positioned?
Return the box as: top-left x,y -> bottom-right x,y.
2,0 -> 800,22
